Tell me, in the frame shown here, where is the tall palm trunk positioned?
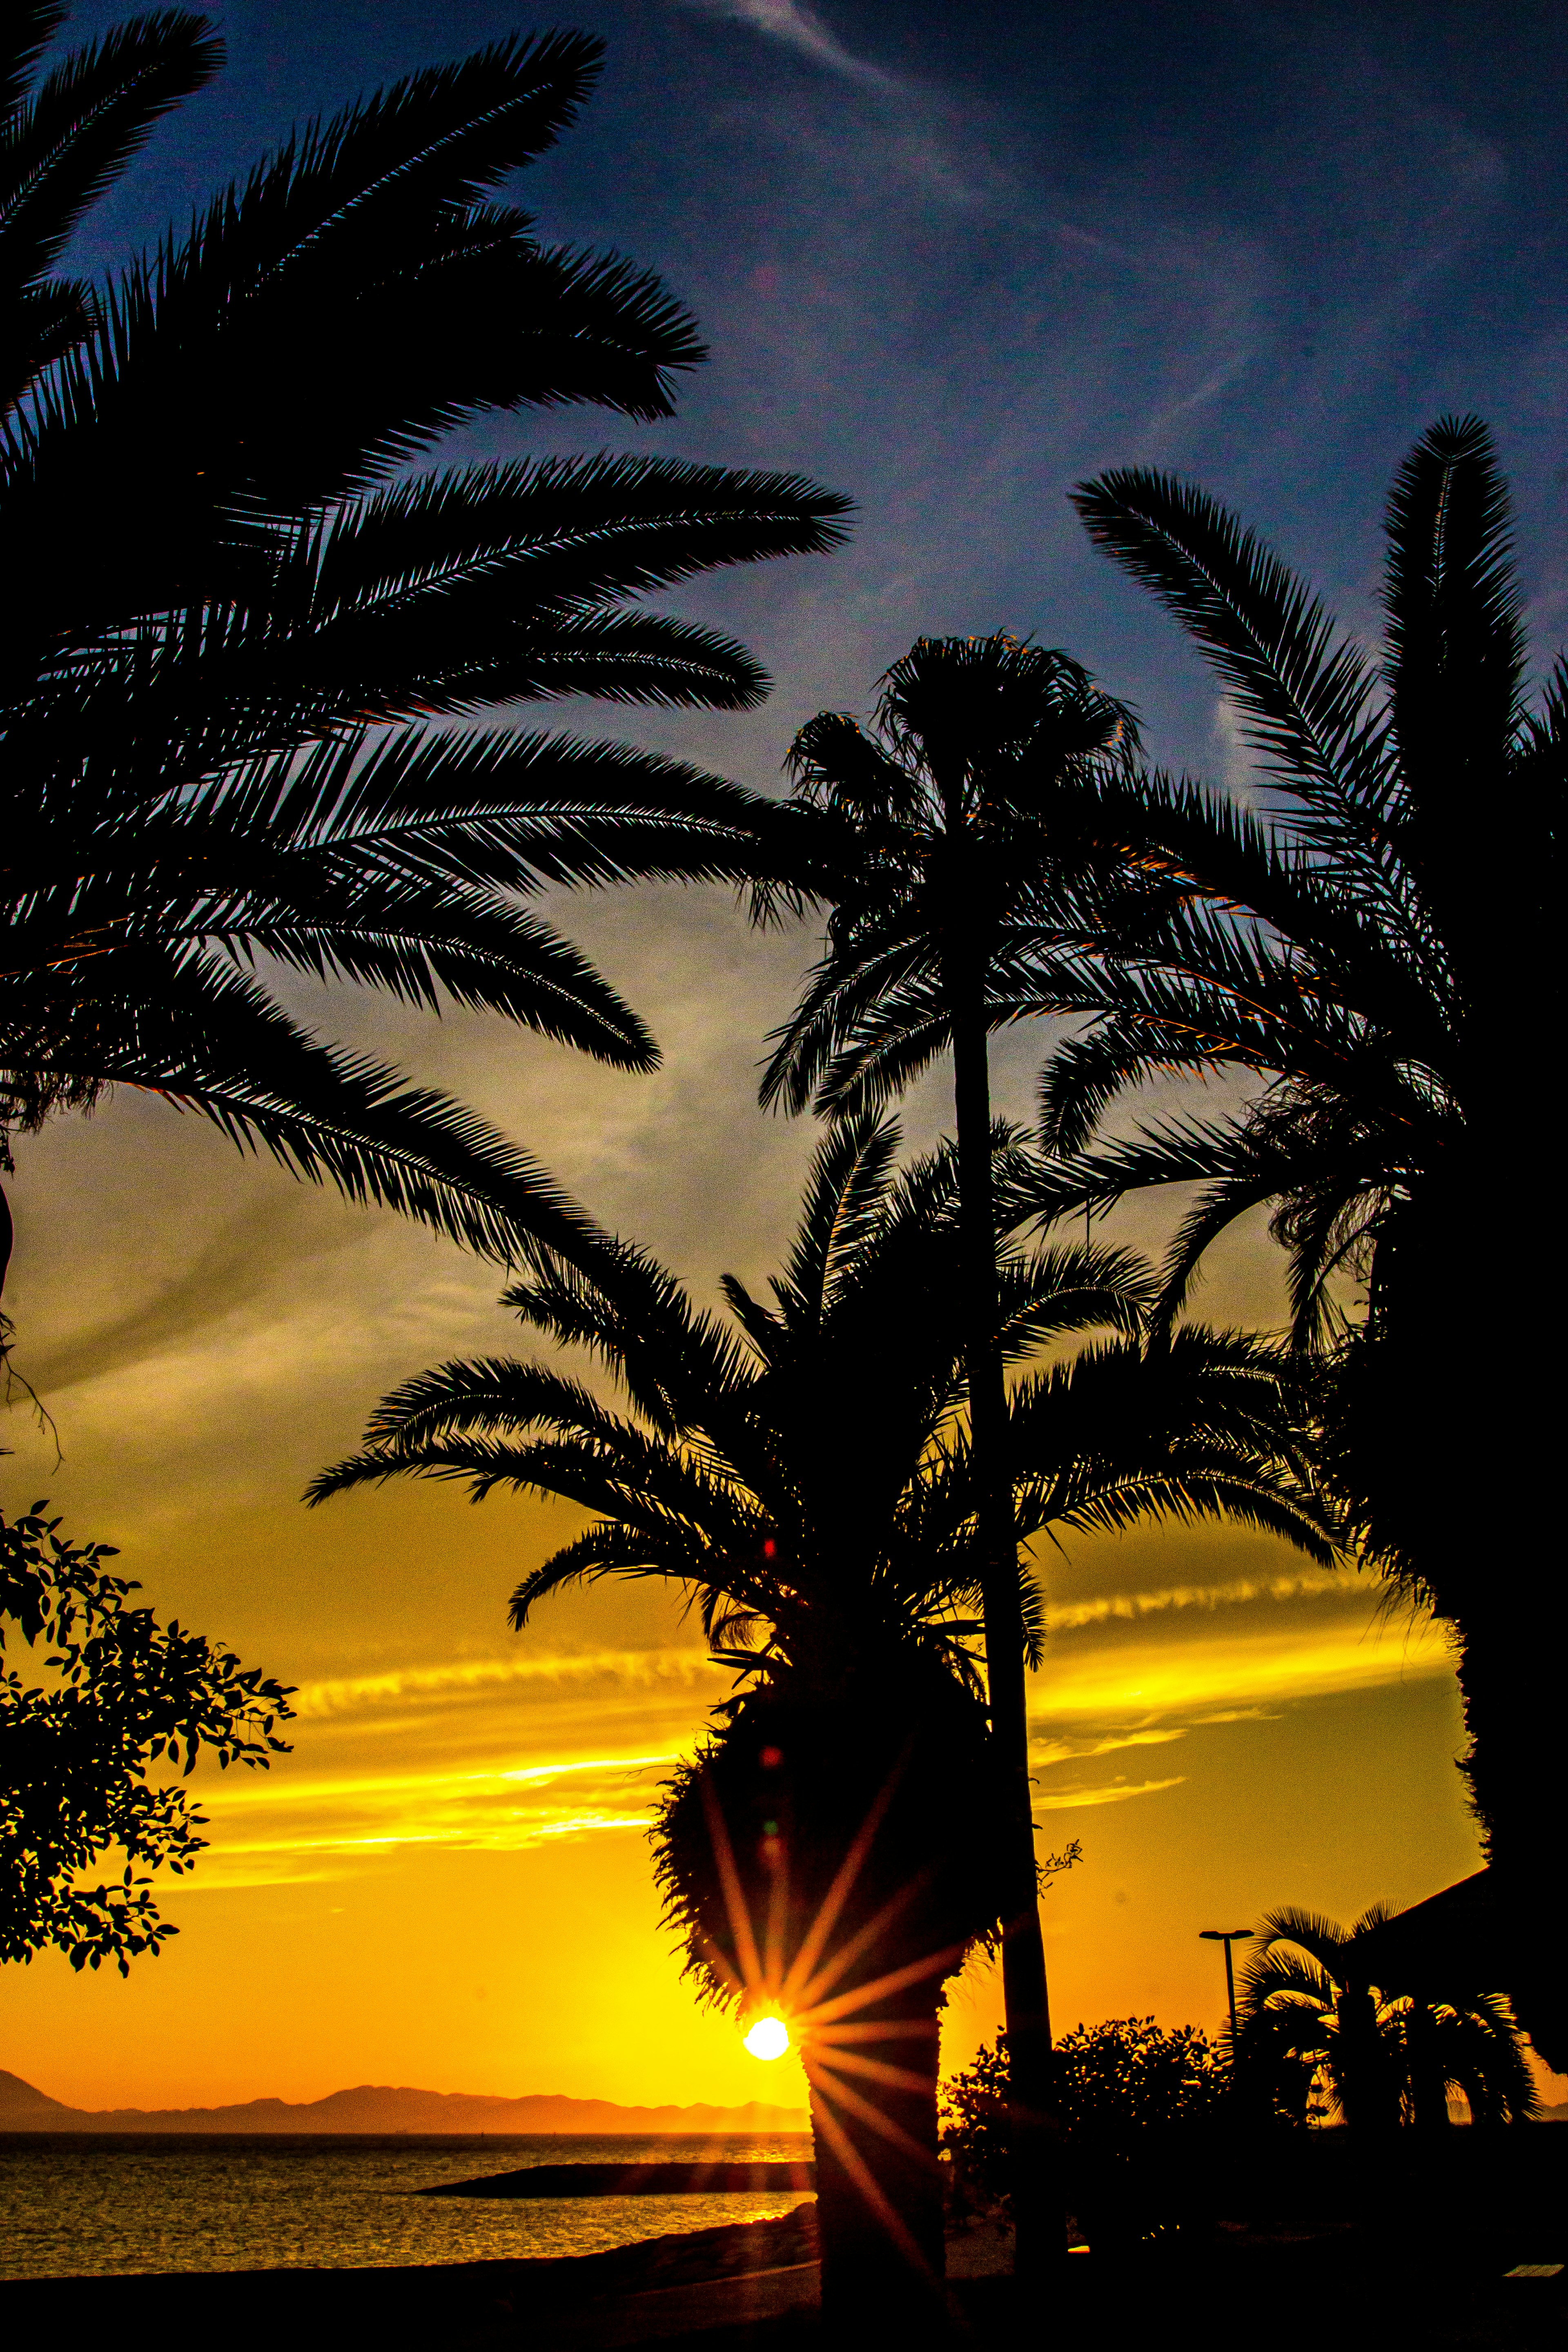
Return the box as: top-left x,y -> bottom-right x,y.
1403,2001 -> 1453,2133
1352,1170 -> 1565,2074
948,957 -> 1062,2277
1335,1982 -> 1400,2134
804,1987 -> 945,2330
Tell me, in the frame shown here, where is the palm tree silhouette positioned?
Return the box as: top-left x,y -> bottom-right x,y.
310,1114 -> 1337,2313
1011,420 -> 1561,2067
750,634 -> 1141,2270
1236,1907 -> 1539,2132
0,9 -> 848,1312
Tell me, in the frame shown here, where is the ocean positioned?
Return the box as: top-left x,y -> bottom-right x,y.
0,2132 -> 816,2281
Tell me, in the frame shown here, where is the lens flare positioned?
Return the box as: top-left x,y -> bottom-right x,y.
744,2014 -> 791,2061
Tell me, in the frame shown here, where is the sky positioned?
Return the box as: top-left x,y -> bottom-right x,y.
3,0 -> 1564,2113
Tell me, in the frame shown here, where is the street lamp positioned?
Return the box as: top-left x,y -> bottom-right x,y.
1199,1928 -> 1254,2045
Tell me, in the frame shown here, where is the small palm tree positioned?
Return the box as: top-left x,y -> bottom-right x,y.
1011,420 -> 1563,2069
310,1116 -> 1336,2315
1235,1907 -> 1539,2132
0,9 -> 847,1312
752,634 -> 1141,2270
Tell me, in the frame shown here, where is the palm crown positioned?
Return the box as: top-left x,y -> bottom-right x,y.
758,635 -> 1142,1121
1,8 -> 848,1283
309,1113 -> 1335,1676
310,1114 -> 1336,2310
1236,1906 -> 1538,2132
1026,417 -> 1552,1357
748,631 -> 1146,2269
1009,419 -> 1561,2058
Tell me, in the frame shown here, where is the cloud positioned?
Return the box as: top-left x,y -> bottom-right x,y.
293,1645 -> 726,1720
1042,1568 -> 1348,1633
20,1189 -> 364,1399
676,0 -> 898,93
176,1584 -> 1445,1889
186,1746 -> 677,1885
1031,1726 -> 1189,1768
1029,1614 -> 1454,1728
1036,1776 -> 1187,1812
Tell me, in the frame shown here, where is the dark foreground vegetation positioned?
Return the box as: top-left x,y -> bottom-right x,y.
0,1506 -> 293,1971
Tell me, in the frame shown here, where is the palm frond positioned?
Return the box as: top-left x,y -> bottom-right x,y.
0,8 -> 221,406
1071,466 -> 1389,817
31,950 -> 597,1265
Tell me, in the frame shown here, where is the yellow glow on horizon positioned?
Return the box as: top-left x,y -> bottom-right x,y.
744,2016 -> 791,2061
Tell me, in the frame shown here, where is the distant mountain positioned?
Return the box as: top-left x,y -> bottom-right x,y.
0,2071 -> 72,2120
0,2069 -> 806,2134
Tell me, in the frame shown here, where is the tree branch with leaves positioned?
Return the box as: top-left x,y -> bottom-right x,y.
1,1503 -> 294,1973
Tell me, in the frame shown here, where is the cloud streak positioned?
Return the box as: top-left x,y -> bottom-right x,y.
1035,1775 -> 1187,1812
293,1645 -> 726,1720
675,0 -> 899,92
1030,1615 -> 1453,1727
168,1584 -> 1453,1890
186,1747 -> 678,1886
1042,1568 -> 1349,1633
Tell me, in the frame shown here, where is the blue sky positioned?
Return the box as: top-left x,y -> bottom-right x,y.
63,0 -> 1568,786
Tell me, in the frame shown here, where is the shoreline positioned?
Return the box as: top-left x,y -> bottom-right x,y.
0,2203 -> 825,2346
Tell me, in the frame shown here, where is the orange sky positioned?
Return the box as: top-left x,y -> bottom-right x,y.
4,886 -> 1535,2116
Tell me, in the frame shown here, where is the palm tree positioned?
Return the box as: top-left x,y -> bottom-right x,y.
0,8 -> 849,1318
1236,1907 -> 1539,2132
309,1114 -> 1337,2314
1009,419 -> 1561,2065
751,633 -> 1141,2270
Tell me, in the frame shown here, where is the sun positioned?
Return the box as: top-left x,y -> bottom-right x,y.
743,2015 -> 791,2061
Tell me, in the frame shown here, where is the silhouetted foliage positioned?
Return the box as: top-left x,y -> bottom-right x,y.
942,2016 -> 1230,2219
0,7 -> 848,1295
1235,1908 -> 1539,2132
1005,421 -> 1563,2068
0,1503 -> 294,1971
750,632 -> 1145,2272
311,1114 -> 1336,2317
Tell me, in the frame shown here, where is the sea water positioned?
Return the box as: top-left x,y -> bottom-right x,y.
0,2132 -> 815,2281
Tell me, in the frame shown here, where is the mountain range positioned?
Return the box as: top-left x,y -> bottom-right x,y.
0,2069 -> 807,2134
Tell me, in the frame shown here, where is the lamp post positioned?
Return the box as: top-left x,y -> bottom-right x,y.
1199,1928 -> 1253,2046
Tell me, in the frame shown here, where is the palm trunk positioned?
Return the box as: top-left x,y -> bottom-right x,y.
949,977 -> 1063,2279
0,1182 -> 11,1363
1362,1172 -> 1566,2077
1337,1983 -> 1400,2134
804,1986 -> 945,2334
1404,2002 -> 1452,2132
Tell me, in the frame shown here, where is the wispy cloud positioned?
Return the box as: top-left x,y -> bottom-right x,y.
177,1582 -> 1448,1889
293,1645 -> 726,1720
1030,1614 -> 1453,1727
185,1748 -> 677,1886
1031,1725 -> 1189,1768
1042,1568 -> 1347,1633
676,0 -> 898,92
1036,1775 -> 1187,1812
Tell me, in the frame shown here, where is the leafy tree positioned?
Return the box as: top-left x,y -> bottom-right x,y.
942,2016 -> 1229,2222
0,6 -> 849,1314
1235,1907 -> 1539,2132
1011,420 -> 1561,2068
751,634 -> 1142,2272
311,1114 -> 1335,2314
1,1503 -> 294,1971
